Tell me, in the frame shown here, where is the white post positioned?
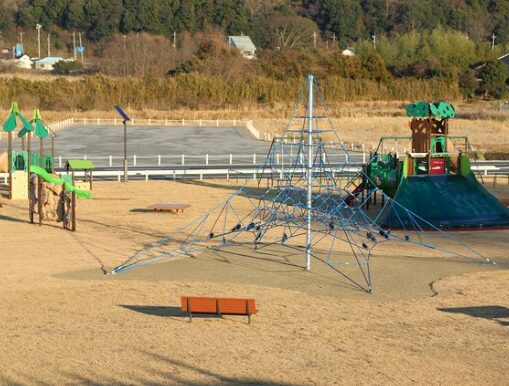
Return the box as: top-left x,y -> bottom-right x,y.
230,154 -> 233,165
216,119 -> 219,127
199,119 -> 202,127
182,154 -> 185,165
181,119 -> 184,126
109,155 -> 113,166
158,155 -> 161,166
305,74 -> 313,272
58,156 -> 62,167
205,154 -> 209,165
233,119 -> 236,126
148,118 -> 151,126
84,155 -> 87,160
133,155 -> 137,166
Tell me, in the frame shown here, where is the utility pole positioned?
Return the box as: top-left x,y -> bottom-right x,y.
78,32 -> 84,63
47,32 -> 50,57
372,33 -> 376,50
36,24 -> 42,59
492,33 -> 496,51
72,31 -> 77,60
123,34 -> 127,75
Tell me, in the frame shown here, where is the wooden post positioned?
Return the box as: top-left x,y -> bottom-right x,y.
89,169 -> 93,190
8,132 -> 12,199
27,131 -> 31,191
71,191 -> 76,232
51,136 -> 55,172
38,138 -> 44,226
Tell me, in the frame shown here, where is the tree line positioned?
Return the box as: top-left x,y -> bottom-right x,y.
1,0 -> 508,45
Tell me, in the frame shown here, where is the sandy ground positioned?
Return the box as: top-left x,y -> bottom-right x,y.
0,180 -> 508,385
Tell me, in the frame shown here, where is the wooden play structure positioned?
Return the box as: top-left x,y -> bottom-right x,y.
180,296 -> 257,324
1,103 -> 91,231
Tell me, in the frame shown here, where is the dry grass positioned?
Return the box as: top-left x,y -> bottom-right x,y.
1,101 -> 508,152
0,180 -> 508,385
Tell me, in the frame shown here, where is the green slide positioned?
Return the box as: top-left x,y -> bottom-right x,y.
384,173 -> 509,229
29,165 -> 92,199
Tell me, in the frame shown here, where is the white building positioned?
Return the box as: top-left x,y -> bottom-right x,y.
341,48 -> 355,57
14,55 -> 33,69
34,56 -> 62,71
228,36 -> 256,59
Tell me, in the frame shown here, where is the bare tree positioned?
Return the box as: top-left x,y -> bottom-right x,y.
264,16 -> 320,50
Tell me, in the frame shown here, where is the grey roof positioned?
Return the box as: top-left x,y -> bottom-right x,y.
228,36 -> 256,52
36,56 -> 62,64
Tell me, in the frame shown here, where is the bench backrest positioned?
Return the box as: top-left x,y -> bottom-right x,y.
181,296 -> 257,315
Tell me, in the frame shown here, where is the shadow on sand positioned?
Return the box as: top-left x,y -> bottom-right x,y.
438,305 -> 509,326
119,304 -> 222,320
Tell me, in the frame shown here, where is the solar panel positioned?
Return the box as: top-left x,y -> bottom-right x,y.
114,105 -> 131,121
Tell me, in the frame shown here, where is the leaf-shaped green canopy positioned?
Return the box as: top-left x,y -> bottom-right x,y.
406,101 -> 455,119
35,120 -> 48,139
2,112 -> 17,132
18,113 -> 34,137
32,109 -> 48,139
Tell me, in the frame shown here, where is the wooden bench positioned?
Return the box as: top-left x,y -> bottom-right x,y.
181,296 -> 257,324
146,203 -> 191,213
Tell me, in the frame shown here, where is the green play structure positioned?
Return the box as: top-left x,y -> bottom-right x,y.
355,101 -> 509,229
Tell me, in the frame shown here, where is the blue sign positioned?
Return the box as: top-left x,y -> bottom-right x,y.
15,44 -> 23,58
114,105 -> 131,122
77,46 -> 85,54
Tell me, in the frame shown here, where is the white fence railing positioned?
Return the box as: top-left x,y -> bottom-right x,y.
46,117 -> 266,140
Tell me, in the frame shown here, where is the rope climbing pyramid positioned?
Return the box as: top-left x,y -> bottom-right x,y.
111,75 -> 492,293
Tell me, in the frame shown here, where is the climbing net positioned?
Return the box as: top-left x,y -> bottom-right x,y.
111,76 -> 491,292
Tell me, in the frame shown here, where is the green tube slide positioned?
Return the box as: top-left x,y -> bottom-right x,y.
29,165 -> 92,199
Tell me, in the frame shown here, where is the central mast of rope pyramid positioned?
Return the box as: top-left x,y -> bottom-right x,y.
305,74 -> 314,271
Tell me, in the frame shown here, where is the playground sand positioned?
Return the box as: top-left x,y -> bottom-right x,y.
0,180 -> 508,385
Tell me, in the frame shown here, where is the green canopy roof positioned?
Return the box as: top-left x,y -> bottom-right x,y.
405,101 -> 455,119
67,159 -> 95,170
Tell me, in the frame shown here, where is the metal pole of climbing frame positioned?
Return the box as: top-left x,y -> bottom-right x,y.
305,74 -> 314,272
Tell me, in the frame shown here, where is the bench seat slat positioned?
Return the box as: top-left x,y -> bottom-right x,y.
181,296 -> 257,315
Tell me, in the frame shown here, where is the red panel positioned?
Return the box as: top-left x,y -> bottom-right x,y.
430,158 -> 446,175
